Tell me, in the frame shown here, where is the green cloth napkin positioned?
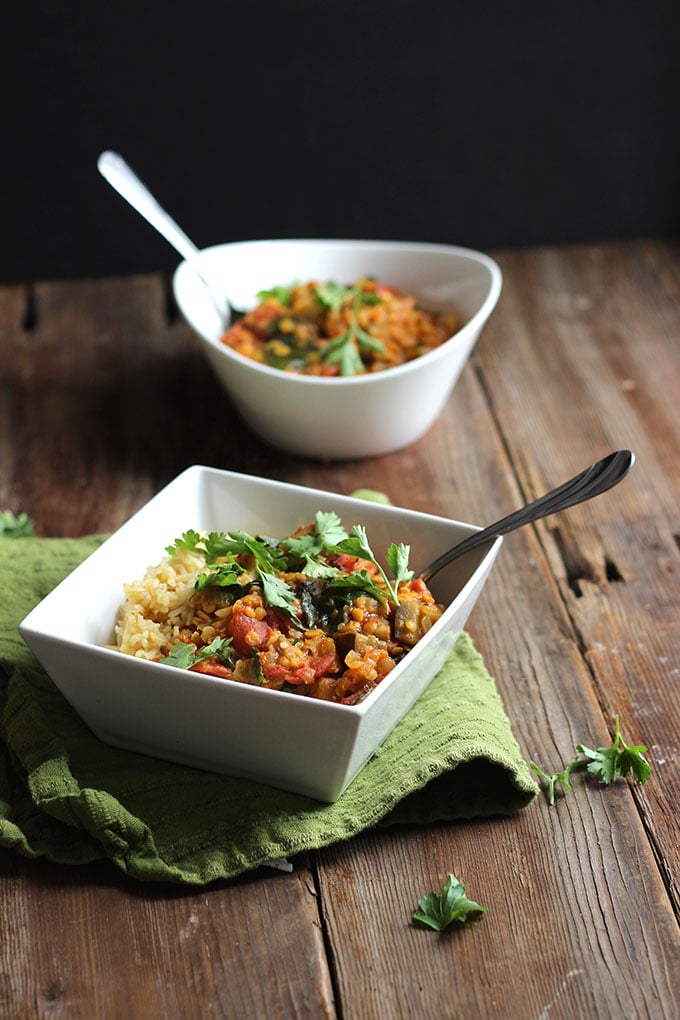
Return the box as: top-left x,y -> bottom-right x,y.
0,536 -> 537,885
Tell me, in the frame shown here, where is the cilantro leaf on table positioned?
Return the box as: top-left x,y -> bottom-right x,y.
529,761 -> 576,806
0,510 -> 35,537
531,715 -> 652,805
413,873 -> 487,932
160,637 -> 235,670
350,488 -> 392,505
577,714 -> 652,785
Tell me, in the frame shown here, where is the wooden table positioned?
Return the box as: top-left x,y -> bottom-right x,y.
1,241 -> 679,1018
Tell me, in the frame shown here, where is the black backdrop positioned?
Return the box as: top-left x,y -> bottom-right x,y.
3,0 -> 679,284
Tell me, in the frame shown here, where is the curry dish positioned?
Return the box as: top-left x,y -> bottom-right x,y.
220,277 -> 459,376
115,513 -> 444,704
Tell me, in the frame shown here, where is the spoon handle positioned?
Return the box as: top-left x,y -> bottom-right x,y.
420,449 -> 635,582
98,151 -> 200,262
97,151 -> 230,318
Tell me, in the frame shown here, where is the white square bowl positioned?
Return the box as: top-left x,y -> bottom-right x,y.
19,467 -> 501,802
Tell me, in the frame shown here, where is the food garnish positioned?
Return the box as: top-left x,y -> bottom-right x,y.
413,873 -> 487,931
116,512 -> 444,704
220,277 -> 458,376
0,510 -> 35,537
530,715 -> 652,805
160,637 -> 235,671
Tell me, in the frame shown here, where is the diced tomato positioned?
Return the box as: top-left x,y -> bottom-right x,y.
227,612 -> 273,656
408,577 -> 429,595
263,663 -> 316,686
332,553 -> 378,575
265,607 -> 295,633
309,650 -> 338,677
222,322 -> 254,348
189,660 -> 233,679
262,649 -> 338,687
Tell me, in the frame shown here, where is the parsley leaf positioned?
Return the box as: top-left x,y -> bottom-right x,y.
531,715 -> 652,805
413,873 -> 487,931
160,637 -> 235,670
217,531 -> 287,573
332,525 -> 400,605
529,760 -> 576,806
194,564 -> 249,593
386,542 -> 413,589
296,556 -> 341,580
324,330 -> 365,376
166,529 -> 204,556
257,569 -> 297,614
576,714 -> 652,785
281,511 -> 348,578
0,510 -> 35,537
315,280 -> 349,312
256,283 -> 295,305
314,510 -> 349,547
328,569 -> 389,607
315,281 -> 386,376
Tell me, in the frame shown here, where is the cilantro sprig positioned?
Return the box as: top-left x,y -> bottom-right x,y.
413,873 -> 487,931
315,280 -> 385,376
327,569 -> 389,608
282,510 -> 349,578
165,512 -> 413,619
331,525 -> 411,606
0,510 -> 35,537
258,570 -> 298,614
531,715 -> 652,805
160,637 -> 235,671
256,283 -> 296,305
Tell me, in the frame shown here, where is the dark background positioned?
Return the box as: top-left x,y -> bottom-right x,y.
3,1 -> 679,284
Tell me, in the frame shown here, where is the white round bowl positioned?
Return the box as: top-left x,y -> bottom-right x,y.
173,239 -> 502,460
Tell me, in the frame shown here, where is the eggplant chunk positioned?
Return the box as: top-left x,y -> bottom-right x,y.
394,599 -> 438,647
335,630 -> 387,659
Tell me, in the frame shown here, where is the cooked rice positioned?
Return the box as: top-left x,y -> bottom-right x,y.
115,547 -> 205,659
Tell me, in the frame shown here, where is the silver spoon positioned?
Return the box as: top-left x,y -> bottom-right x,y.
420,449 -> 635,582
97,151 -> 238,323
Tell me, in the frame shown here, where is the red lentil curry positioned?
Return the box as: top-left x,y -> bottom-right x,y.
220,277 -> 459,376
115,512 -> 444,705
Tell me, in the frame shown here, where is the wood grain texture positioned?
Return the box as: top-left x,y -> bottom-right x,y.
1,241 -> 678,1018
313,354 -> 680,1019
0,852 -> 335,1019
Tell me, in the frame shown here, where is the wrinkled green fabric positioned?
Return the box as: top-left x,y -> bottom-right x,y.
0,536 -> 536,885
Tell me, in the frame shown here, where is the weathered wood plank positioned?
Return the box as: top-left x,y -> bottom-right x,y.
470,241 -> 680,913
313,356 -> 680,1018
0,851 -> 335,1019
1,242 -> 678,1019
0,277 -> 338,1020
